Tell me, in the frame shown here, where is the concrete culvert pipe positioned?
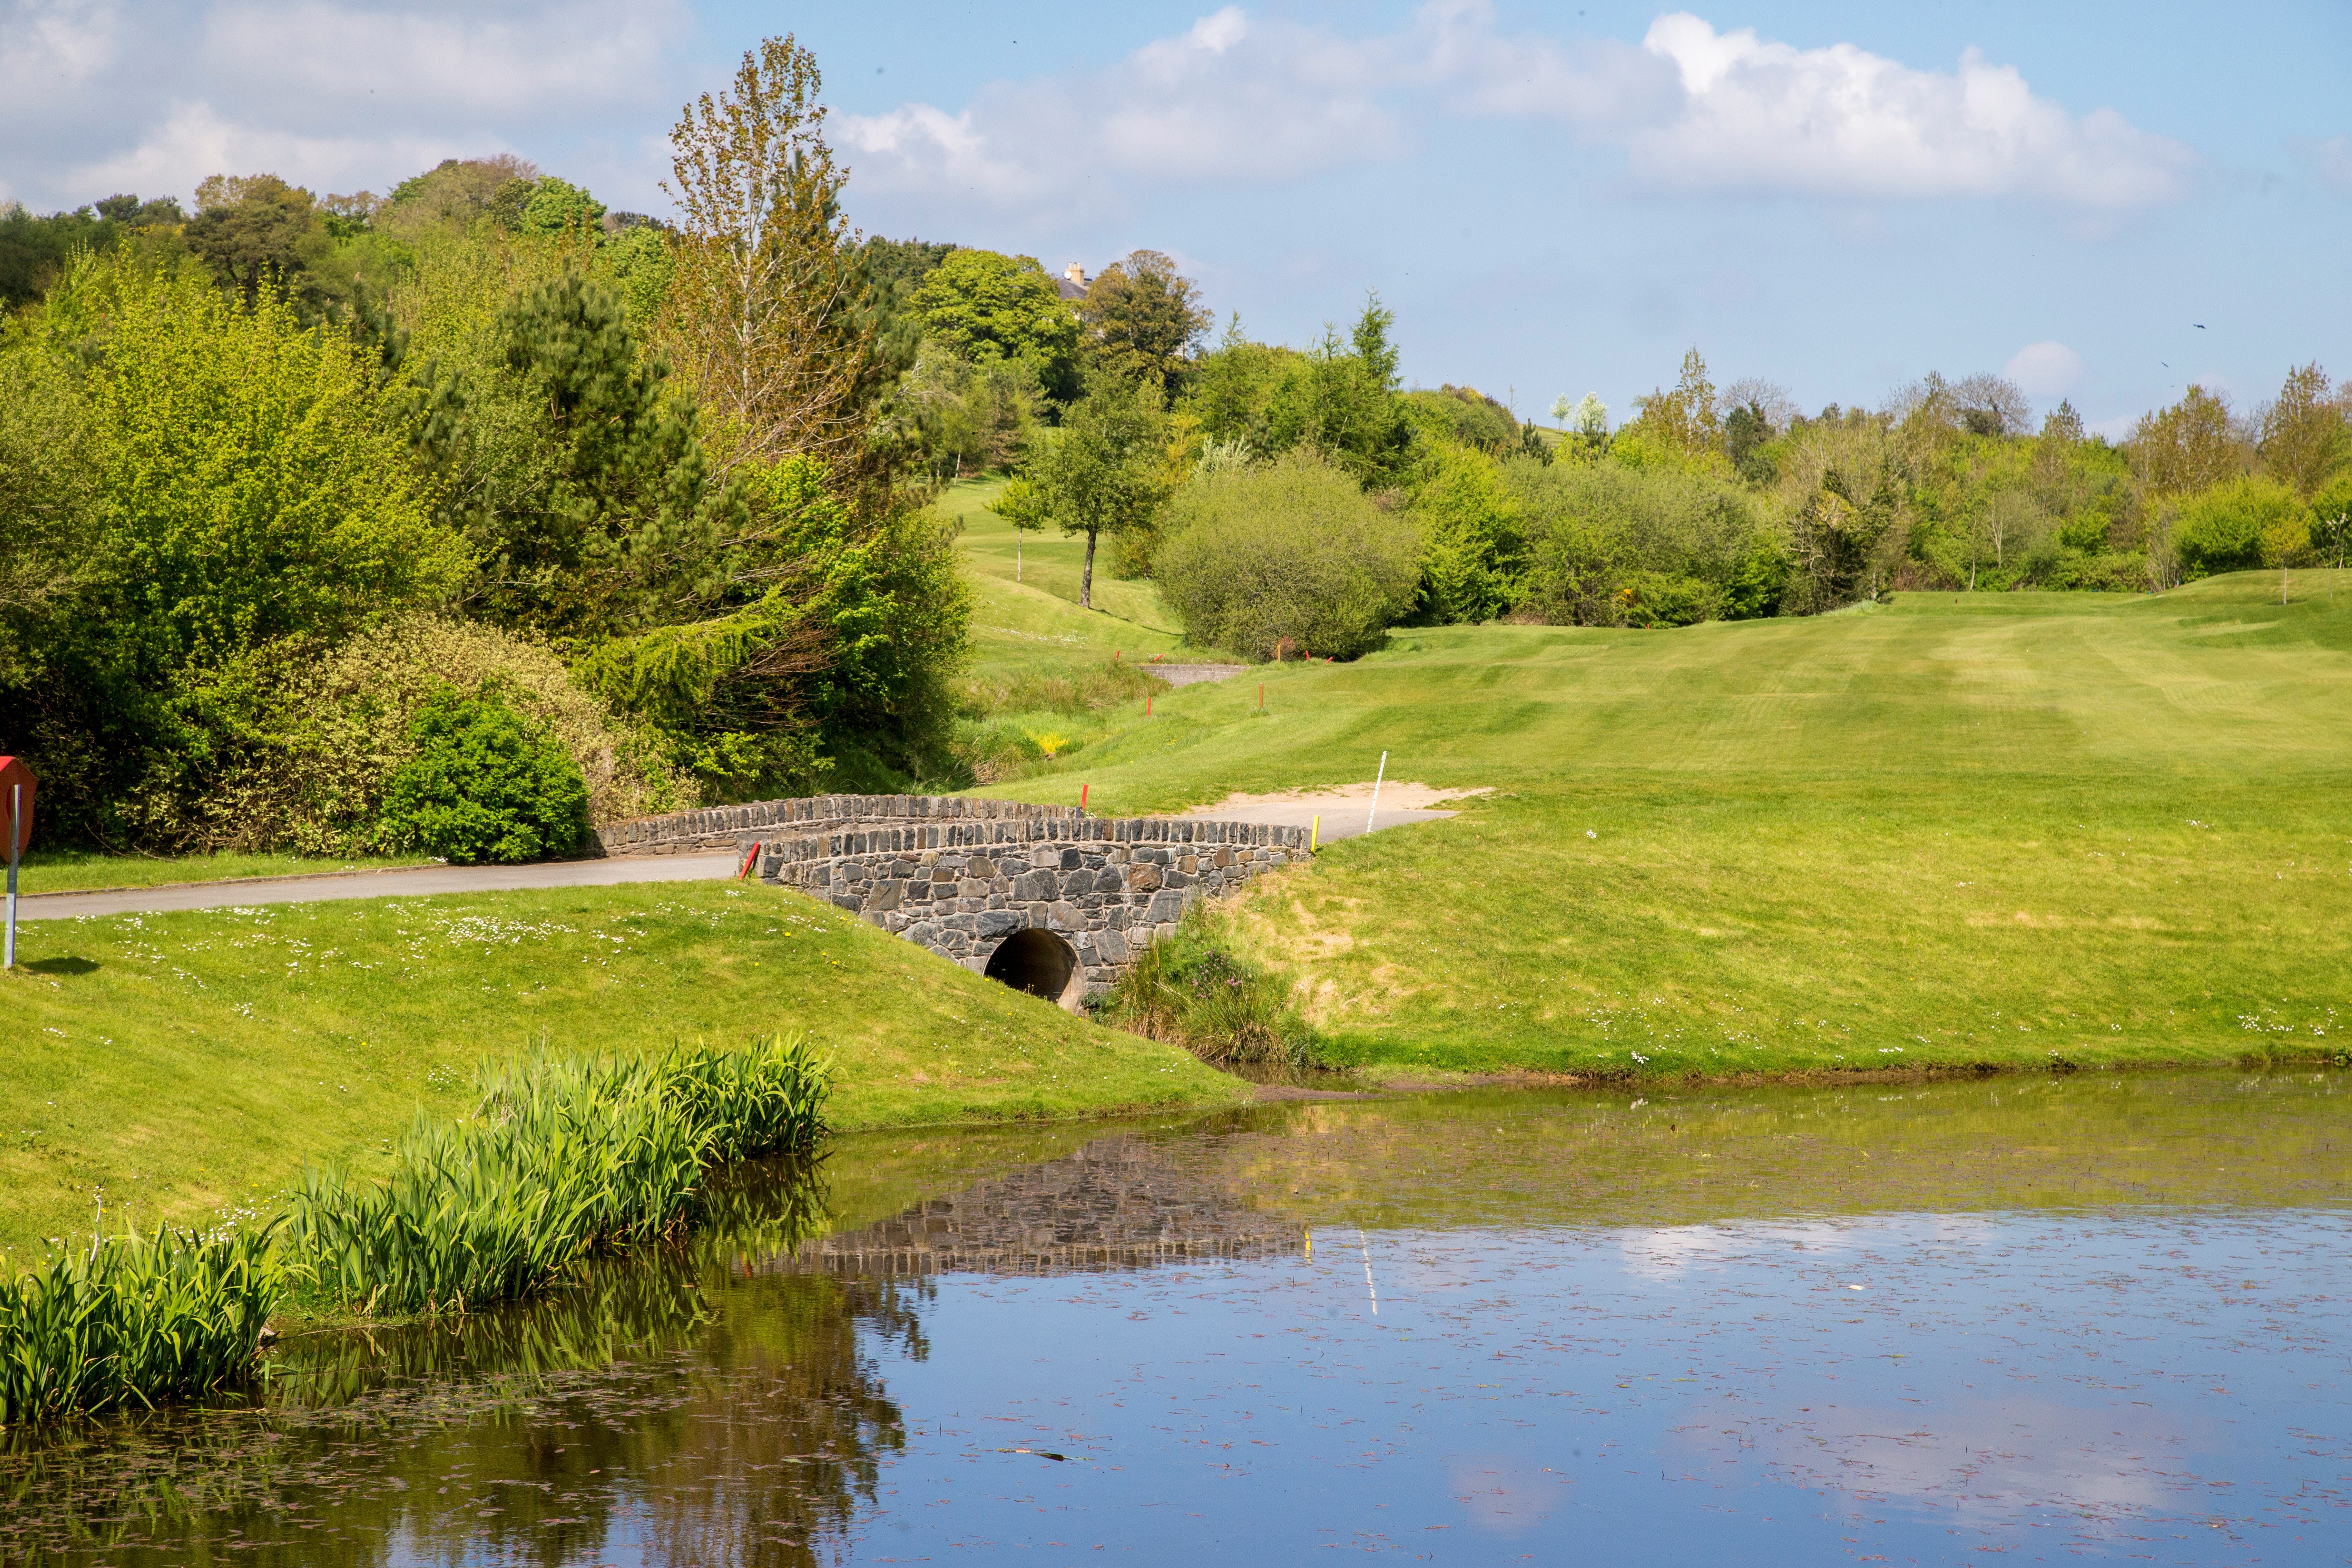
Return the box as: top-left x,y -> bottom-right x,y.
983,927 -> 1081,1008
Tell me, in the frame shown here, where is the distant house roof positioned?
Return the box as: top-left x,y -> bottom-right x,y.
1057,261 -> 1088,301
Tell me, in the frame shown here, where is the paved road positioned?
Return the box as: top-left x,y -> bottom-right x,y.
16,853 -> 745,921
15,801 -> 1455,921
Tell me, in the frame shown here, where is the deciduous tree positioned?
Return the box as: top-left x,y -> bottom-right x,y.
660,35 -> 884,482
1027,373 -> 1171,608
2258,363 -> 2347,497
1079,249 -> 1210,393
1629,348 -> 1721,459
185,173 -> 332,308
2131,385 -> 2246,495
916,250 -> 1079,395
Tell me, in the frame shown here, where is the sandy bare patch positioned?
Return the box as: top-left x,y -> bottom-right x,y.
1178,782 -> 1490,815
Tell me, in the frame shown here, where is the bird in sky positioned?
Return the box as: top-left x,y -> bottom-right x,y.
2195,323 -> 2207,329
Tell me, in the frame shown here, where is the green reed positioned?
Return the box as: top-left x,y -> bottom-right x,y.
0,1221 -> 282,1425
0,1037 -> 828,1423
291,1034 -> 831,1318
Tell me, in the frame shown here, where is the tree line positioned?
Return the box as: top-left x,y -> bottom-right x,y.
889,238 -> 2349,656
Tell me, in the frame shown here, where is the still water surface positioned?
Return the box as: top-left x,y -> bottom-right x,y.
5,1072 -> 2348,1565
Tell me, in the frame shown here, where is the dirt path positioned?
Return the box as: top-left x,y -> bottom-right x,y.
1176,782 -> 1488,841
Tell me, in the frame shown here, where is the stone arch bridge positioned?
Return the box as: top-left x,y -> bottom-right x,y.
587,793 -> 1311,1006
751,797 -> 1310,1007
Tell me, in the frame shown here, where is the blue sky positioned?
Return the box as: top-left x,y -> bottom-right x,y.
5,0 -> 2347,432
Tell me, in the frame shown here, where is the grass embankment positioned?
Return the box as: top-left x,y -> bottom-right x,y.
0,882 -> 1247,1260
974,572 -> 2352,1082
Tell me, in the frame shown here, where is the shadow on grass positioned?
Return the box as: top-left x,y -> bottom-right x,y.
21,956 -> 98,976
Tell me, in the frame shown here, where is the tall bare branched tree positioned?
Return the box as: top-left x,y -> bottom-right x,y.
661,36 -> 881,481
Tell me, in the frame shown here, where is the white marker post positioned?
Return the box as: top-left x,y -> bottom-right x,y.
1365,750 -> 1387,837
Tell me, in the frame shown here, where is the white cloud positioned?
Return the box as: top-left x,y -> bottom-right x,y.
0,0 -> 689,211
200,1 -> 679,124
837,6 -> 1415,219
0,0 -> 125,109
1629,15 -> 2196,208
1,1 -> 2200,226
2004,341 -> 2085,399
833,4 -> 2195,226
834,1 -> 1675,221
66,102 -> 469,208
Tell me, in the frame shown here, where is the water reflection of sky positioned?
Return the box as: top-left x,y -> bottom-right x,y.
5,1074 -> 2348,1566
855,1212 -> 2348,1563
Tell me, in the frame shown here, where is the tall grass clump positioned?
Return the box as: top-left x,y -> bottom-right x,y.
0,1222 -> 281,1425
292,1034 -> 830,1317
1097,913 -> 1319,1068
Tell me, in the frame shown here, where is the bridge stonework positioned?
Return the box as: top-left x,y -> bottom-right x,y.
742,798 -> 1310,1005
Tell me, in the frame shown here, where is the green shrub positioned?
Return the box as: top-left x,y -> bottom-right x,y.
1508,458 -> 1781,625
292,1035 -> 830,1318
377,685 -> 589,864
1616,571 -> 1724,628
0,1221 -> 281,1425
1405,440 -> 1525,625
1096,912 -> 1318,1067
1154,451 -> 1420,659
2174,476 -> 2304,579
116,614 -> 693,858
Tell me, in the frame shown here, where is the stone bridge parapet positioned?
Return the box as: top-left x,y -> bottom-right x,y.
587,792 -> 1083,858
745,802 -> 1310,1004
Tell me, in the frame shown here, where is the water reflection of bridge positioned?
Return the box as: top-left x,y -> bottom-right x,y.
774,1137 -> 1302,1279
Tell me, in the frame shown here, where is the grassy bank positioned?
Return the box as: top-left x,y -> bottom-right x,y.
0,881 -> 1247,1260
972,572 -> 2352,1079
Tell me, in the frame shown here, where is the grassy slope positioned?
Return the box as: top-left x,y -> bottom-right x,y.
0,882 -> 1246,1259
974,573 -> 2352,1080
939,477 -> 1186,647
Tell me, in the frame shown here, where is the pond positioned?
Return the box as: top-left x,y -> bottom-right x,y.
4,1072 -> 2348,1565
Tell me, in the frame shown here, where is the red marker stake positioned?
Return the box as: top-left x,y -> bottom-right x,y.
1258,682 -> 1265,711
1146,694 -> 1153,716
1080,783 -> 1089,810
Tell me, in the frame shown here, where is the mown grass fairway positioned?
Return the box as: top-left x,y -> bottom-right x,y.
976,573 -> 2352,1079
0,884 -> 1246,1259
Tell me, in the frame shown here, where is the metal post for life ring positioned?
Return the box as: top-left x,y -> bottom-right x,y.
5,783 -> 18,971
